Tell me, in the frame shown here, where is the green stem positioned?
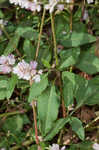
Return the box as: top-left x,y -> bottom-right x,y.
10,138 -> 33,150
50,13 -> 58,66
0,110 -> 26,118
0,24 -> 10,40
35,8 -> 46,59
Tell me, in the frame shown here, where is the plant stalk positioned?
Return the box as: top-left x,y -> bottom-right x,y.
50,13 -> 58,66
35,8 -> 46,59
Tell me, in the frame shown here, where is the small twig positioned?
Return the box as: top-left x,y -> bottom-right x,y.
85,116 -> 99,129
50,13 -> 58,66
35,8 -> 46,59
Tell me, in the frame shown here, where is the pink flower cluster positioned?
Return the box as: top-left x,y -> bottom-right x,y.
13,60 -> 42,82
0,54 -> 15,74
9,0 -> 94,13
9,0 -> 41,12
0,54 -> 42,83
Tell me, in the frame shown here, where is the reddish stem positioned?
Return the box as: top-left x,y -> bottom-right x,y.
32,101 -> 39,145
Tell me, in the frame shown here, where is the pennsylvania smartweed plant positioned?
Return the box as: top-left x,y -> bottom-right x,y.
0,0 -> 99,150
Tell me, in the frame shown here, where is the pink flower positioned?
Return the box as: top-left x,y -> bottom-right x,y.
13,60 -> 31,80
0,54 -> 15,74
9,0 -> 41,12
13,59 -> 42,82
30,61 -> 38,70
0,65 -> 12,74
0,54 -> 15,65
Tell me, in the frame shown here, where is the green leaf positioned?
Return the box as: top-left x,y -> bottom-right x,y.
55,14 -> 70,39
60,32 -> 96,47
67,141 -> 93,150
59,48 -> 80,70
2,114 -> 30,134
4,34 -> 20,55
44,118 -> 70,141
23,39 -> 35,61
0,80 -> 8,88
28,74 -> 48,102
69,117 -> 85,140
62,72 -> 99,106
38,85 -> 60,135
76,48 -> 99,74
6,75 -> 18,99
63,78 -> 74,107
0,10 -> 4,18
16,27 -> 38,40
62,71 -> 86,107
0,89 -> 6,100
42,58 -> 51,69
84,76 -> 99,105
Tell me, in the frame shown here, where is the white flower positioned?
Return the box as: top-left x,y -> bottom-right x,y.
49,144 -> 66,150
93,143 -> 99,150
45,0 -> 59,13
66,0 -> 72,3
87,0 -> 93,4
32,74 -> 41,83
38,69 -> 43,75
49,144 -> 59,150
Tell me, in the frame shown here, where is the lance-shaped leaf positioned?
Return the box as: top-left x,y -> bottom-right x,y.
38,85 -> 60,135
